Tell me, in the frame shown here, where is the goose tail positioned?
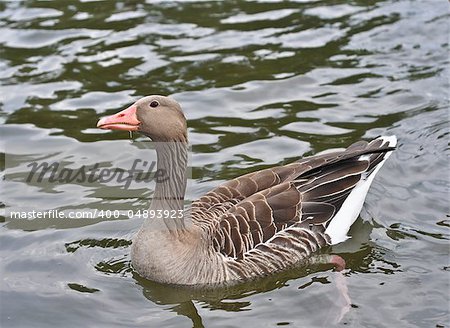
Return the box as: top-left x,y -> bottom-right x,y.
325,135 -> 397,245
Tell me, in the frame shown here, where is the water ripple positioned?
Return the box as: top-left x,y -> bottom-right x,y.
1,0 -> 449,327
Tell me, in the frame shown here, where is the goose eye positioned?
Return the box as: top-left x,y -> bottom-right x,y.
149,101 -> 159,108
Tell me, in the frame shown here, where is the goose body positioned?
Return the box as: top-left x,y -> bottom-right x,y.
97,95 -> 396,285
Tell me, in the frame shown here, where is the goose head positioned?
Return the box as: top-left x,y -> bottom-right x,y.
97,95 -> 187,142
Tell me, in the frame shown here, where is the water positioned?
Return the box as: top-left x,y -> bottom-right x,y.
1,0 -> 449,327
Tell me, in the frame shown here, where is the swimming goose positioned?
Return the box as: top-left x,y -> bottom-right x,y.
97,95 -> 396,285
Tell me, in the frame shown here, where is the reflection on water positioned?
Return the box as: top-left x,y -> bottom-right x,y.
137,269 -> 351,327
1,0 -> 449,327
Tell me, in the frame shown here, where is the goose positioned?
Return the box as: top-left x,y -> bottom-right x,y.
97,95 -> 396,286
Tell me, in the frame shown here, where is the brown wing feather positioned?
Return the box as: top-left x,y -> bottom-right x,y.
191,139 -> 395,260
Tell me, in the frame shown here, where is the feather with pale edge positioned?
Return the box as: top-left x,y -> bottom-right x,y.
190,136 -> 396,279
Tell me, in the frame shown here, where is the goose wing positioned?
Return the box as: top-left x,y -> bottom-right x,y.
191,138 -> 394,260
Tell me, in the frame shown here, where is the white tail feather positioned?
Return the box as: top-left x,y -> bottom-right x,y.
325,135 -> 397,244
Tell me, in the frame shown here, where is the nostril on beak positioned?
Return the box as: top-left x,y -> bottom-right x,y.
118,113 -> 125,118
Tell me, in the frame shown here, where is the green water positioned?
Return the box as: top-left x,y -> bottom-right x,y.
1,1 -> 449,327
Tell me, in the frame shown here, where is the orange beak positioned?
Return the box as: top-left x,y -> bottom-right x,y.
97,104 -> 140,131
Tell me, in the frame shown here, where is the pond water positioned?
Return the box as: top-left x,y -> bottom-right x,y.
1,0 -> 449,327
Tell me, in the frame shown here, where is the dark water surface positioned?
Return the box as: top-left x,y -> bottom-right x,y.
1,0 -> 449,327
